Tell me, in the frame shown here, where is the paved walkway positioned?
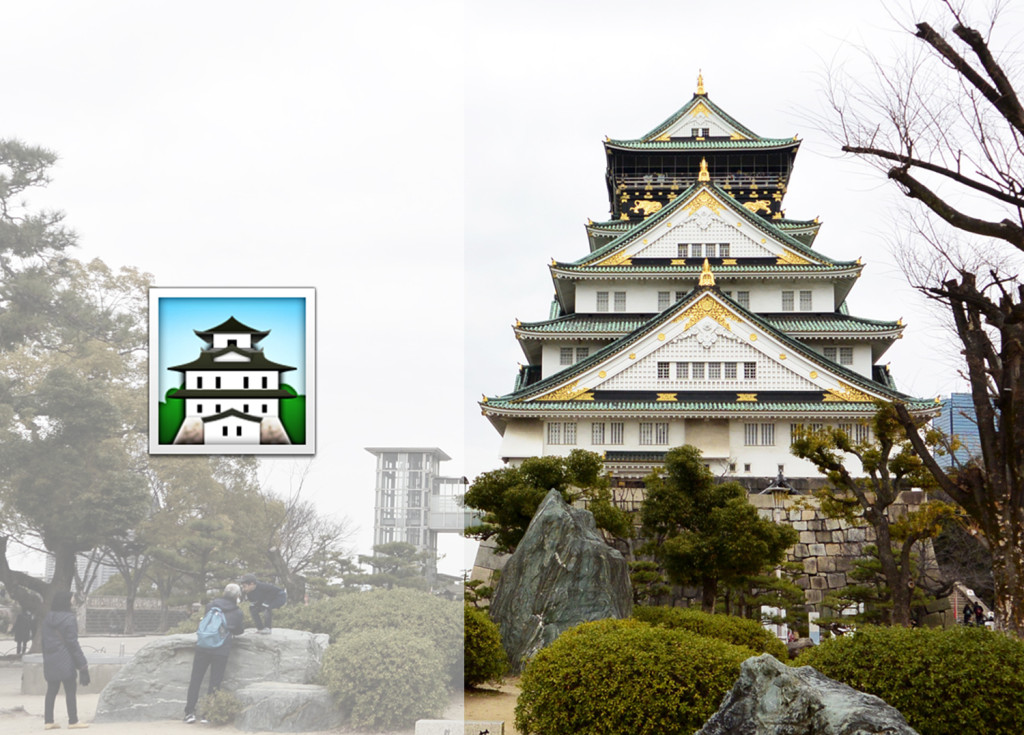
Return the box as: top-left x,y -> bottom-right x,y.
0,634 -> 463,734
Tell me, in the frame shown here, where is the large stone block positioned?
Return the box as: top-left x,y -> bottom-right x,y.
490,489 -> 631,673
808,543 -> 827,557
696,654 -> 920,734
234,682 -> 343,732
95,628 -> 329,722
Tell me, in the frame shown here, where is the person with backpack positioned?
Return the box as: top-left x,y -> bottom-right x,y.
41,590 -> 89,729
239,574 -> 287,634
184,583 -> 244,725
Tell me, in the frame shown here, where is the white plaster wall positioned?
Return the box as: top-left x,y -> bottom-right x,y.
185,399 -> 279,418
540,341 -> 605,380
186,371 -> 280,390
204,417 -> 261,444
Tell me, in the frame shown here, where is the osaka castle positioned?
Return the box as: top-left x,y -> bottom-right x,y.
480,75 -> 934,499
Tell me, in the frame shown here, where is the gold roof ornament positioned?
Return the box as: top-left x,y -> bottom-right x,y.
697,70 -> 705,95
698,157 -> 710,182
699,258 -> 715,287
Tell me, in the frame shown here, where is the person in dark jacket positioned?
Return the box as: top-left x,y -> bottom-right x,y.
41,590 -> 89,729
12,607 -> 35,655
184,583 -> 245,724
239,574 -> 287,634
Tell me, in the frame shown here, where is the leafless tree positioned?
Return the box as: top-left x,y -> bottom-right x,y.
820,0 -> 1024,633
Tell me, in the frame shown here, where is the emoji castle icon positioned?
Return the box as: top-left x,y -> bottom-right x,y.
160,316 -> 303,445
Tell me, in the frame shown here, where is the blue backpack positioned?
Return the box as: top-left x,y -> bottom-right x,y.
196,606 -> 228,649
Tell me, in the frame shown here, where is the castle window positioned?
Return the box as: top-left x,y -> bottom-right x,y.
708,362 -> 721,379
855,423 -> 871,443
215,377 -> 221,388
197,377 -> 203,389
676,362 -> 688,379
576,347 -> 589,362
675,291 -> 686,301
824,347 -> 837,362
609,422 -> 624,445
678,244 -> 688,258
720,243 -> 730,257
596,291 -> 609,312
744,362 -> 757,379
215,404 -> 221,413
658,291 -> 671,310
560,347 -> 573,365
613,292 -> 626,312
243,404 -> 249,413
705,243 -> 717,258
547,423 -> 560,445
840,347 -> 854,365
222,426 -> 228,437
236,426 -> 242,437
640,422 -> 669,445
197,404 -> 203,413
724,362 -> 737,379
692,243 -> 703,258
745,423 -> 775,446
800,290 -> 813,310
262,377 -> 268,388
782,291 -> 794,311
691,128 -> 700,137
657,362 -> 670,379
702,127 -> 710,137
692,362 -> 705,380
592,423 -> 605,445
547,422 -> 577,445
737,291 -> 750,308
243,377 -> 249,388
262,404 -> 268,413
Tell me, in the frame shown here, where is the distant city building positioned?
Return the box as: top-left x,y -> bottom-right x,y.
936,393 -> 983,467
44,553 -> 118,594
366,447 -> 477,576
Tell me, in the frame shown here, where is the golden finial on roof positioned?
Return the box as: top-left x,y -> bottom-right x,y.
698,157 -> 710,182
551,258 -> 557,266
699,258 -> 715,287
696,70 -> 705,95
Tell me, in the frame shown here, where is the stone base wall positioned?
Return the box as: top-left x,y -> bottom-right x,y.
84,596 -> 191,635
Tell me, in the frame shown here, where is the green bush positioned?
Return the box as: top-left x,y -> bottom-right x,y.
197,689 -> 242,726
796,625 -> 1024,735
320,628 -> 449,731
515,618 -> 751,735
274,588 -> 462,686
464,605 -> 507,688
634,605 -> 788,659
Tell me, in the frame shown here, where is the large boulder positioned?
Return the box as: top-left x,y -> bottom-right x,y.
490,489 -> 632,672
95,629 -> 330,723
234,682 -> 343,732
697,653 -> 920,735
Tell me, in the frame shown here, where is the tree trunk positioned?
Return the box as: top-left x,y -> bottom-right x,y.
990,517 -> 1024,635
872,522 -> 912,627
124,590 -> 137,635
701,577 -> 717,613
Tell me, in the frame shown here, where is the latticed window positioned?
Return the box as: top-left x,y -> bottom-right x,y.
855,423 -> 871,443
761,424 -> 775,445
654,422 -> 669,445
790,423 -> 801,444
692,362 -> 706,379
596,291 -> 609,312
800,290 -> 813,310
676,362 -> 688,379
614,292 -> 626,311
639,423 -> 654,445
678,244 -> 689,258
724,362 -> 737,379
744,362 -> 757,379
824,346 -> 837,362
564,422 -> 577,444
692,243 -> 703,258
720,243 -> 730,257
610,422 -> 624,445
658,291 -> 671,310
708,362 -> 722,380
706,243 -> 717,258
657,362 -> 670,379
576,347 -> 589,362
737,291 -> 750,308
547,423 -> 560,444
592,423 -> 605,445
744,423 -> 759,445
782,291 -> 795,311
838,423 -> 853,437
560,347 -> 573,365
840,347 -> 853,365
675,290 -> 686,301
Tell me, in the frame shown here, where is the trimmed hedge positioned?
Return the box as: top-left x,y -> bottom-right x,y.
634,605 -> 788,659
797,625 -> 1024,735
274,588 -> 462,685
515,618 -> 751,735
464,605 -> 507,688
320,627 -> 449,731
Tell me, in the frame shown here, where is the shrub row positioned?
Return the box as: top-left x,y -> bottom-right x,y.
464,605 -> 507,688
797,625 -> 1024,735
634,605 -> 788,659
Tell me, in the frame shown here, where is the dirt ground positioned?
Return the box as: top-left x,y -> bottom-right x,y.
464,678 -> 520,735
0,633 -> 464,735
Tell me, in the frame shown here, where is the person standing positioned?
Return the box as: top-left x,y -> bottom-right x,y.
41,590 -> 89,730
239,574 -> 287,634
12,607 -> 35,656
184,583 -> 245,724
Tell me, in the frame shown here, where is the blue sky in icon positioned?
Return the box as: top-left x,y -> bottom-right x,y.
158,296 -> 307,399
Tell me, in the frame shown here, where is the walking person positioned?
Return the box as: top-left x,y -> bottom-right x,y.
12,607 -> 35,656
184,583 -> 245,724
239,574 -> 287,634
41,590 -> 89,730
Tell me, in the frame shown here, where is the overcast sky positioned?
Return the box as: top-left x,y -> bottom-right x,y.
3,1 -> 1016,576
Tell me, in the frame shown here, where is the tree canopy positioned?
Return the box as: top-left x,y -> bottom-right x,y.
639,445 -> 797,612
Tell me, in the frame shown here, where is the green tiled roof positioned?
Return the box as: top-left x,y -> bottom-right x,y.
639,94 -> 763,142
553,263 -> 859,275
516,312 -> 902,336
607,138 -> 799,151
571,183 -> 847,268
483,399 -> 935,413
169,348 -> 296,373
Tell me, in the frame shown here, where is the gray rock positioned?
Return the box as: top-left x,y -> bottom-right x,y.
95,628 -> 329,723
490,489 -> 632,673
234,682 -> 343,732
697,653 -> 920,735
